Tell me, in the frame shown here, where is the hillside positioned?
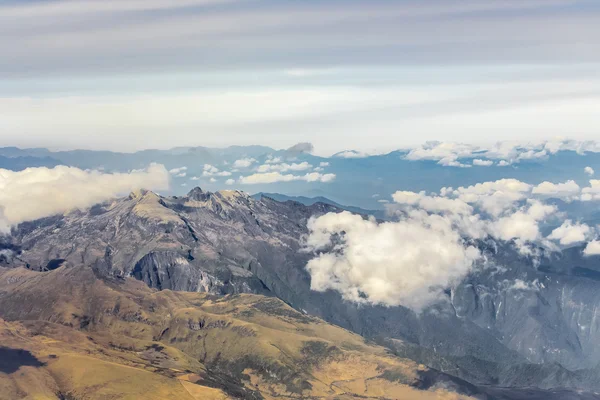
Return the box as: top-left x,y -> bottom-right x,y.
0,265 -> 478,400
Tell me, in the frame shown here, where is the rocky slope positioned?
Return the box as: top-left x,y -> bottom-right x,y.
3,187 -> 600,396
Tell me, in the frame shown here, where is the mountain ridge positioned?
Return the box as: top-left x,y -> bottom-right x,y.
3,187 -> 600,397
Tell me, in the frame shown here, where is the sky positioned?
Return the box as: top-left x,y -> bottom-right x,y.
1,0 -> 599,156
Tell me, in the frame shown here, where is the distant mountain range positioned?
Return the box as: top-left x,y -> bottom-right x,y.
1,144 -> 600,210
252,192 -> 388,220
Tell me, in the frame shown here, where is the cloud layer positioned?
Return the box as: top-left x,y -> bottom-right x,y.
305,176 -> 600,310
0,164 -> 170,232
406,139 -> 600,167
239,171 -> 335,184
305,211 -> 480,311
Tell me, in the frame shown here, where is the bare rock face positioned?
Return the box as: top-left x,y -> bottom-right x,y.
7,188 -> 339,300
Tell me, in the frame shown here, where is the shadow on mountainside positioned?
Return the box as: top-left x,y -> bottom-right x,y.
0,347 -> 45,374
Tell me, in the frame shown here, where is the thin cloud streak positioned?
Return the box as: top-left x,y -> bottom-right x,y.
1,0 -> 598,76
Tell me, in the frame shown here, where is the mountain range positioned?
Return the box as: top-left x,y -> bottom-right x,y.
1,143 -> 599,210
2,187 -> 600,399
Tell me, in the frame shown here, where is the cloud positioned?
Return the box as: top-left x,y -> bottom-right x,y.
169,166 -> 187,177
232,158 -> 257,169
392,191 -> 422,205
2,0 -> 596,81
305,211 -> 480,311
473,159 -> 493,167
439,158 -> 471,168
406,141 -> 476,162
405,140 -> 600,168
548,220 -> 592,245
0,164 -> 170,232
585,166 -> 595,176
202,164 -> 232,177
0,0 -> 239,17
581,180 -> 600,201
304,176 -> 600,309
544,139 -> 600,155
584,241 -> 600,256
265,155 -> 283,164
239,171 -> 336,184
488,200 -> 556,243
319,162 -> 330,167
225,178 -> 235,185
256,161 -> 313,173
451,179 -> 532,217
532,180 -> 580,200
392,191 -> 472,215
395,181 -> 556,246
333,150 -> 370,159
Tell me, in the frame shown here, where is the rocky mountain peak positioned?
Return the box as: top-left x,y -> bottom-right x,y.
186,186 -> 208,201
128,188 -> 150,200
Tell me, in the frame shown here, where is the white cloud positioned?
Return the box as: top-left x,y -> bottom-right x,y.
473,159 -> 493,166
394,182 -> 556,246
548,220 -> 592,245
209,177 -> 217,183
451,179 -> 532,217
584,241 -> 600,256
544,139 -> 600,155
319,162 -> 330,167
305,211 -> 480,311
405,141 -> 476,162
392,191 -> 423,205
0,0 -> 239,17
488,200 -> 556,243
581,180 -> 600,201
225,178 -> 235,185
405,140 -> 600,168
265,156 -> 283,164
239,171 -> 336,184
439,158 -> 471,168
304,176 -> 600,309
333,150 -> 369,158
256,161 -> 313,173
392,190 -> 472,215
202,164 -> 232,177
0,164 -> 170,232
532,180 -> 580,200
516,149 -> 547,161
232,158 -> 257,169
585,166 -> 595,176
169,166 -> 187,177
